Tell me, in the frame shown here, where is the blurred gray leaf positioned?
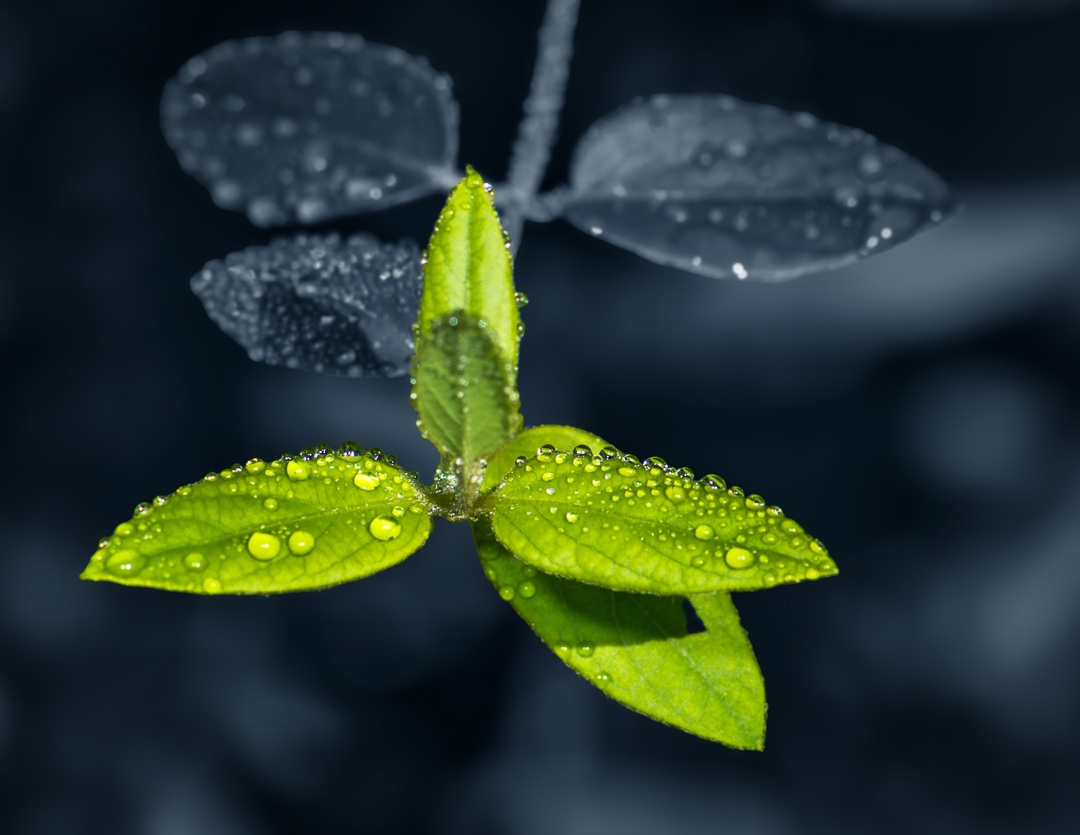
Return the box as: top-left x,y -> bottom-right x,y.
162,31 -> 459,227
191,233 -> 422,377
563,94 -> 959,281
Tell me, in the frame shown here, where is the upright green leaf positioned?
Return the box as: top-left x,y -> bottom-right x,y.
418,166 -> 521,369
491,447 -> 837,595
82,446 -> 432,594
412,313 -> 520,464
473,519 -> 765,748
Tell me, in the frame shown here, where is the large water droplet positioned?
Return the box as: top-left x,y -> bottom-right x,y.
369,516 -> 402,541
694,524 -> 716,541
203,577 -> 222,594
576,641 -> 595,658
518,581 -> 537,598
724,547 -> 755,569
354,473 -> 379,490
184,552 -> 207,571
247,532 -> 282,560
288,530 -> 316,555
287,461 -> 309,480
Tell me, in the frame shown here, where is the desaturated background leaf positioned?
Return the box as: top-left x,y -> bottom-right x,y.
191,232 -> 422,377
5,0 -> 1080,832
161,31 -> 460,226
563,93 -> 958,281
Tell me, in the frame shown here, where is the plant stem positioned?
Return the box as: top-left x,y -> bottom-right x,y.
501,0 -> 581,256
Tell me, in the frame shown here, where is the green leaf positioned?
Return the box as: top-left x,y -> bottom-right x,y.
473,519 -> 765,748
481,424 -> 608,493
490,447 -> 837,595
411,313 -> 520,464
82,446 -> 432,595
417,166 -> 520,370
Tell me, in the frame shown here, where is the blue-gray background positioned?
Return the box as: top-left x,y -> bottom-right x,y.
2,0 -> 1079,832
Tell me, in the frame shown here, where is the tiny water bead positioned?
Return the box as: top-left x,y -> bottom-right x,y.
263,498 -> 279,511
203,577 -> 222,594
106,550 -> 145,576
576,642 -> 595,658
353,473 -> 379,490
184,552 -> 207,570
518,581 -> 537,599
247,532 -> 282,560
724,547 -> 755,570
287,530 -> 316,555
368,516 -> 402,541
499,585 -> 516,601
565,512 -> 578,523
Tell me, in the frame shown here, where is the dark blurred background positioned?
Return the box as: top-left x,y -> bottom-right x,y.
2,0 -> 1080,832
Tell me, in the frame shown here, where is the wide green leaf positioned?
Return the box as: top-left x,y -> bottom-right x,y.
411,313 -> 520,464
473,519 -> 765,748
417,166 -> 521,370
490,447 -> 837,595
481,424 -> 608,493
82,445 -> 432,594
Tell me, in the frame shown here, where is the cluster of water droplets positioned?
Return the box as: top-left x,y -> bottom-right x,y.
87,442 -> 426,593
563,93 -> 958,281
161,31 -> 459,226
191,232 -> 422,377
502,444 -> 837,588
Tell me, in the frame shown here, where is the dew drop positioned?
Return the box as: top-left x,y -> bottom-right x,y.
745,495 -> 766,509
499,585 -> 516,601
114,522 -> 135,536
247,532 -> 281,560
694,524 -> 716,541
617,466 -> 635,477
354,473 -> 379,490
106,550 -> 145,576
724,547 -> 755,570
287,461 -> 309,480
518,581 -> 537,599
263,498 -> 279,511
245,458 -> 265,474
541,472 -> 555,482
184,552 -> 206,571
369,516 -> 402,541
203,577 -> 222,594
576,642 -> 595,658
288,530 -> 316,555
565,512 -> 578,523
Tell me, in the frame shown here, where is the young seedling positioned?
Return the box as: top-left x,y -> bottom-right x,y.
83,169 -> 838,749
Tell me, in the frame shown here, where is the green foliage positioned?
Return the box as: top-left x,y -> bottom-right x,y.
491,453 -> 836,595
417,165 -> 521,372
82,447 -> 431,594
411,312 -> 521,463
84,170 -> 838,747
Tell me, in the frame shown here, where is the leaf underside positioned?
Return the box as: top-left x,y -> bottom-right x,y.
564,93 -> 959,281
492,449 -> 837,595
473,518 -> 765,748
417,168 -> 521,370
82,449 -> 431,594
161,31 -> 459,227
191,232 -> 422,377
411,313 -> 520,462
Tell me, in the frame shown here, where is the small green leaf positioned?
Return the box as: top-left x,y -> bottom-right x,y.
473,519 -> 765,748
82,448 -> 432,594
481,424 -> 608,493
418,166 -> 520,370
412,313 -> 521,464
491,448 -> 837,595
